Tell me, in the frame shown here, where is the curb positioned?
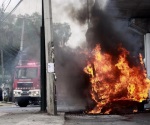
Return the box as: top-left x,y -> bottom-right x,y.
0,102 -> 14,106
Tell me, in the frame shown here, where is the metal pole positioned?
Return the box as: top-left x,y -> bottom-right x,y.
19,19 -> 25,65
40,0 -> 47,112
87,0 -> 93,28
43,0 -> 57,115
87,0 -> 90,27
1,50 -> 4,83
20,19 -> 24,51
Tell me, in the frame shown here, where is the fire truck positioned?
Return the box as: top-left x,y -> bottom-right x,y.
13,62 -> 40,107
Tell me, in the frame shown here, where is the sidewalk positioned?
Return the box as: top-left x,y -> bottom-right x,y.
15,113 -> 65,125
0,101 -> 13,106
0,111 -> 65,125
0,102 -> 65,125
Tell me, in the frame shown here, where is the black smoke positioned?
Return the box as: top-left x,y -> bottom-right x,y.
54,44 -> 91,111
54,0 -> 144,112
87,0 -> 142,66
67,0 -> 143,66
65,1 -> 91,25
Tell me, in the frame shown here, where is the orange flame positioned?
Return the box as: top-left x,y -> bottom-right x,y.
84,44 -> 150,114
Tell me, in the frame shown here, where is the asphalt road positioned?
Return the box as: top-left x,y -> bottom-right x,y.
0,103 -> 41,125
0,103 -> 40,113
0,103 -> 65,125
1,103 -> 150,125
64,113 -> 150,125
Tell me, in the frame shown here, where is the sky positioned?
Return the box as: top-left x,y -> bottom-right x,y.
0,0 -> 109,48
0,0 -> 42,15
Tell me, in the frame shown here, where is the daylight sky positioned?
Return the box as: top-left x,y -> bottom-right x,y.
0,0 -> 108,48
0,0 -> 42,15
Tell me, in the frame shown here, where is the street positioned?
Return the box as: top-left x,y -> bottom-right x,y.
0,102 -> 64,125
1,102 -> 150,125
0,102 -> 40,113
1,0 -> 150,125
64,113 -> 150,125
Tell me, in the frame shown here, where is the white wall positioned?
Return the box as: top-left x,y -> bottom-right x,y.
144,33 -> 150,79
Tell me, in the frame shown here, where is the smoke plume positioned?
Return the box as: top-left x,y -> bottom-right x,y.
54,0 -> 144,111
86,0 -> 143,66
55,45 -> 90,111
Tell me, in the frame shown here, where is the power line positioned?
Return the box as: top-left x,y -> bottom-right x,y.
1,0 -> 23,22
3,0 -> 11,12
1,0 -> 7,9
1,41 -> 19,53
0,0 -> 7,21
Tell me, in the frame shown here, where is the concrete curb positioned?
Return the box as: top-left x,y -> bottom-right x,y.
0,101 -> 14,106
0,101 -> 13,104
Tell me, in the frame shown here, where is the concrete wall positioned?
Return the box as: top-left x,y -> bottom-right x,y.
144,33 -> 150,79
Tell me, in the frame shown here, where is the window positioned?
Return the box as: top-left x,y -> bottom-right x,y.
16,68 -> 38,79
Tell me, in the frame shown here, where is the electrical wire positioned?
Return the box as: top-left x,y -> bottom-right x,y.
1,0 -> 23,22
0,0 -> 11,21
1,0 -> 7,9
0,0 -> 7,21
3,0 -> 11,12
0,0 -> 41,57
0,1 -> 41,70
1,41 -> 19,53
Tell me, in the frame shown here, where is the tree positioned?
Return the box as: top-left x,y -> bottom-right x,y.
0,11 -> 71,84
0,12 -> 42,82
53,23 -> 71,47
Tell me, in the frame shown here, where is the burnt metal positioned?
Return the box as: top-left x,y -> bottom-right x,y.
129,18 -> 150,34
65,100 -> 149,115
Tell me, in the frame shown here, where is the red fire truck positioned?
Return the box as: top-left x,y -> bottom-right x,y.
13,62 -> 41,107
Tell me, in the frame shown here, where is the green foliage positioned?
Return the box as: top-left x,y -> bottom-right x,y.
53,23 -> 71,47
0,12 -> 42,76
0,11 -> 71,77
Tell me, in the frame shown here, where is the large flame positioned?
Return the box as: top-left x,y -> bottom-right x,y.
84,44 -> 150,114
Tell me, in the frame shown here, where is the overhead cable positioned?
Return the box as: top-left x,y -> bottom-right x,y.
3,0 -> 11,12
1,0 -> 7,9
1,0 -> 23,22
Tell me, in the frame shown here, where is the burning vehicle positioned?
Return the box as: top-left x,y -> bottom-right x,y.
81,0 -> 150,114
59,0 -> 150,114
83,45 -> 150,114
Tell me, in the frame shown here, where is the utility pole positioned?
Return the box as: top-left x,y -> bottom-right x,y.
19,19 -> 25,65
87,0 -> 93,28
87,0 -> 90,27
20,19 -> 24,52
40,0 -> 47,112
87,0 -> 91,28
1,4 -> 5,83
1,50 -> 4,83
43,0 -> 57,115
